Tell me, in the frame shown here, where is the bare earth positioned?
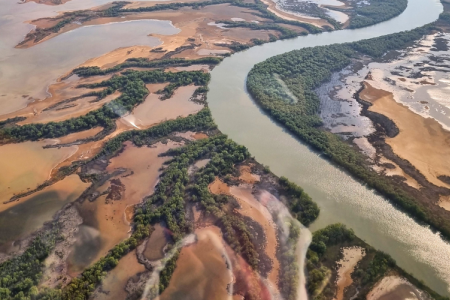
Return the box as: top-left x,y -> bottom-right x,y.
333,247 -> 365,300
360,82 -> 450,189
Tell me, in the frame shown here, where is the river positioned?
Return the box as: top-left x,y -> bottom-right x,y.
0,0 -> 448,295
207,0 -> 450,295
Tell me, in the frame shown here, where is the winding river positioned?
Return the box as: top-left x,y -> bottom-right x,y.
207,0 -> 450,295
0,0 -> 448,295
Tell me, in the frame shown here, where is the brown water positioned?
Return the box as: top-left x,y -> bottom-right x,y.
57,127 -> 103,144
0,140 -> 77,202
19,91 -> 121,125
122,85 -> 203,129
0,0 -> 179,115
68,141 -> 181,273
0,174 -> 89,252
92,250 -> 146,300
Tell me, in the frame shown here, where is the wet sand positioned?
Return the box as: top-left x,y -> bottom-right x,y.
188,159 -> 211,175
172,65 -> 211,72
93,250 -> 146,300
378,157 -> 421,189
192,132 -> 209,140
238,165 -> 260,184
67,141 -> 181,274
353,137 -> 376,159
438,195 -> 450,211
333,247 -> 365,300
360,82 -> 450,189
229,185 -> 279,287
209,177 -> 231,195
208,176 -> 279,289
18,91 -> 120,125
0,174 -> 89,252
367,276 -> 423,300
159,226 -> 233,300
23,0 -> 72,5
0,140 -> 77,203
57,127 -> 103,144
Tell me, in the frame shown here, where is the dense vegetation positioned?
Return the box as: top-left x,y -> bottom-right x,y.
0,230 -> 59,300
246,25 -> 450,238
348,0 -> 408,29
279,176 -> 319,226
217,20 -> 302,40
72,57 -> 222,77
1,68 -> 210,142
438,12 -> 450,24
306,224 -> 355,298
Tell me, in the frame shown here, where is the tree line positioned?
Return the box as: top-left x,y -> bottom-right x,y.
348,0 -> 407,29
72,57 -> 222,77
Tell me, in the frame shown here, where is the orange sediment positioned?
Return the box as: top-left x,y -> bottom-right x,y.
360,82 -> 450,189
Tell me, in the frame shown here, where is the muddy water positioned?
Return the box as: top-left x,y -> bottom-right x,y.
67,141 -> 180,273
123,85 -> 203,129
18,91 -> 121,125
92,250 -> 146,300
0,140 -> 77,202
207,0 -> 450,295
0,0 -> 179,115
0,174 -> 89,252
